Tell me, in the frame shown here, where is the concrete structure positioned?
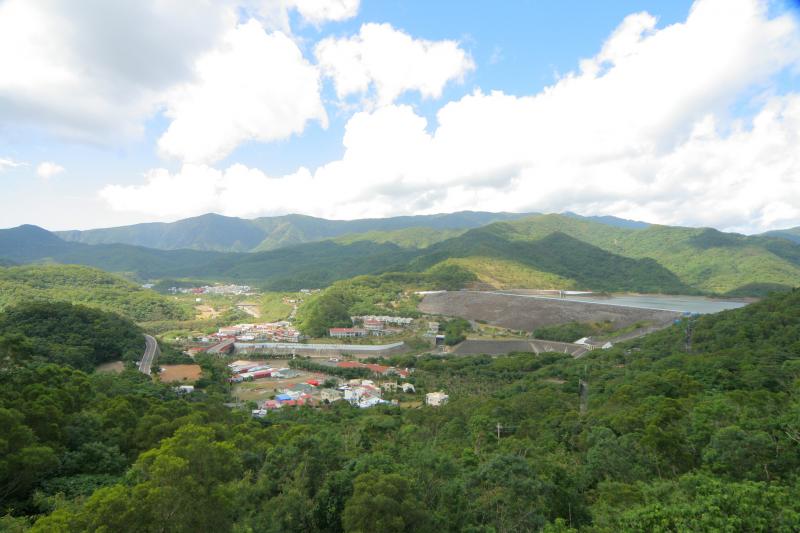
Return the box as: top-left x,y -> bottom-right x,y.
234,341 -> 407,358
329,327 -> 367,338
425,391 -> 449,407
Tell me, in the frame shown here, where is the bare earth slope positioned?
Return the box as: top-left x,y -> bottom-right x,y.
419,291 -> 678,332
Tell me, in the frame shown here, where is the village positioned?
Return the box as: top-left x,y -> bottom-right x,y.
225,358 -> 448,417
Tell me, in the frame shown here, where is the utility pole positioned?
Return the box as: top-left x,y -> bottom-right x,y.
579,379 -> 589,415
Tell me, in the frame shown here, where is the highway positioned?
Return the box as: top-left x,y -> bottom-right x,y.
138,334 -> 160,375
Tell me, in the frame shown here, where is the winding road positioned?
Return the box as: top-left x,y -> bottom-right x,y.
138,334 -> 160,375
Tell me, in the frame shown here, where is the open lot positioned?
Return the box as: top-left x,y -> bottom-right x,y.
451,339 -> 588,357
231,359 -> 331,401
158,364 -> 202,383
96,360 -> 125,374
420,291 -> 679,332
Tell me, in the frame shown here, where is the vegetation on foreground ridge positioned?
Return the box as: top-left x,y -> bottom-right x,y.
0,287 -> 797,531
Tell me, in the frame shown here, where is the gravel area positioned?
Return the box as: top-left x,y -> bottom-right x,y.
420,291 -> 679,332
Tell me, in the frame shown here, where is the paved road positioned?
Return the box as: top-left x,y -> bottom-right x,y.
138,334 -> 159,375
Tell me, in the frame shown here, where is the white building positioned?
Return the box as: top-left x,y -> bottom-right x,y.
425,391 -> 449,407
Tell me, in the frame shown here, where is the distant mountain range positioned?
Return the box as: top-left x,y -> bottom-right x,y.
762,226 -> 800,245
53,211 -> 665,252
55,211 -> 535,252
2,212 -> 799,296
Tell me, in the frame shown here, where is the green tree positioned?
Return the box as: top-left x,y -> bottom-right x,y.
343,473 -> 432,533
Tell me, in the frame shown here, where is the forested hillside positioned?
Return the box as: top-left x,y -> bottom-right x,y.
0,265 -> 190,322
56,211 -> 531,252
763,226 -> 800,245
4,214 -> 800,296
0,290 -> 797,531
0,301 -> 143,371
488,214 -> 800,295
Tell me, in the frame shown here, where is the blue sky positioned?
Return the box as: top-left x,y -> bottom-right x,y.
1,0 -> 799,232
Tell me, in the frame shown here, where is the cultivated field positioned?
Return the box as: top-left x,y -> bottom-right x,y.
420,291 -> 679,332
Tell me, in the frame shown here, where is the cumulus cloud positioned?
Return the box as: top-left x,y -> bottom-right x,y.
316,23 -> 475,105
36,162 -> 65,179
102,0 -> 800,233
157,20 -> 327,163
0,0 -> 347,149
0,0 -> 234,140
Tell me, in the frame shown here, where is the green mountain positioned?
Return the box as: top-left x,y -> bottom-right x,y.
3,214 -> 799,296
479,214 -> 800,295
412,227 -> 693,293
0,264 -> 190,322
762,226 -> 800,245
56,211 -> 534,252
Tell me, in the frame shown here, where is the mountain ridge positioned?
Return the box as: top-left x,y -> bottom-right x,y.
55,211 -> 538,252
3,213 -> 799,296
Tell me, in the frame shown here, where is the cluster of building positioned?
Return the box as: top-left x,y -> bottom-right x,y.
217,322 -> 301,343
228,360 -> 300,382
333,360 -> 411,378
329,315 -> 416,339
168,284 -> 253,295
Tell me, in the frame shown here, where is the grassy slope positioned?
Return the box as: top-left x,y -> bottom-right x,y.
0,264 -> 191,322
436,257 -> 578,289
259,292 -> 294,322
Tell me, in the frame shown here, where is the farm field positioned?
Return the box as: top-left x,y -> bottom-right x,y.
419,290 -> 679,332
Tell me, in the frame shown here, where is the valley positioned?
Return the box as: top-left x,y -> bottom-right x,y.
1,210 -> 799,532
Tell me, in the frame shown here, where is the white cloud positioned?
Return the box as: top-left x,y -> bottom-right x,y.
36,162 -> 65,179
102,0 -> 800,233
315,23 -> 475,105
157,20 -> 327,163
243,0 -> 359,32
100,164 -> 315,219
0,158 -> 26,171
0,0 -> 234,141
290,0 -> 360,25
0,0 -> 344,151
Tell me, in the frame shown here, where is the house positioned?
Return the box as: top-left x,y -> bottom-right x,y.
329,327 -> 367,338
381,382 -> 398,392
175,385 -> 195,394
358,396 -> 385,408
425,391 -> 449,407
401,383 -> 416,393
363,319 -> 384,331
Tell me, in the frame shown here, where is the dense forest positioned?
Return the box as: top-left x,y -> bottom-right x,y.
1,288 -> 798,530
0,302 -> 144,371
0,265 -> 190,322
